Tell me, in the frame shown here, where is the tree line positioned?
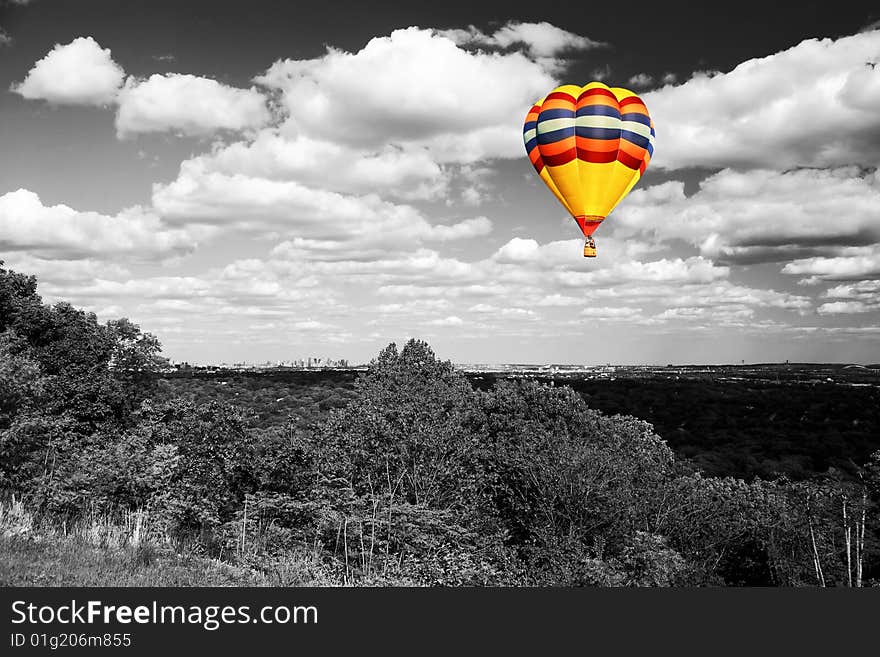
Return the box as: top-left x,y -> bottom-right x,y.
1,262 -> 878,585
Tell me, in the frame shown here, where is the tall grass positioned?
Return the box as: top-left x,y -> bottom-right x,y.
0,495 -> 351,586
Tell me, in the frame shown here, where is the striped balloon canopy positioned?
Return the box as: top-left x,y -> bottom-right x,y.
523,82 -> 654,254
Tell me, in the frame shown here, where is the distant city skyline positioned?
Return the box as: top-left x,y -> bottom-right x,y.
1,1 -> 879,365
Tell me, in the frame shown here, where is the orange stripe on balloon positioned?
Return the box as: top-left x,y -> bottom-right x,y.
576,137 -> 619,152
542,99 -> 576,111
577,96 -> 619,109
618,139 -> 647,160
540,139 -> 577,156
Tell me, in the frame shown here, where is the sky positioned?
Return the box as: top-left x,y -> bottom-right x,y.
1,0 -> 879,365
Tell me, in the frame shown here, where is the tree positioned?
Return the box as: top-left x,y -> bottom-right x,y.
317,339 -> 483,510
106,317 -> 167,388
0,263 -> 169,495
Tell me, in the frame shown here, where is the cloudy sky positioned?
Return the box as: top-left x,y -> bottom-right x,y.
1,0 -> 879,365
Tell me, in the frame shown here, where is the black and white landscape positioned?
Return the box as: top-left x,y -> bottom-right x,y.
1,1 -> 879,586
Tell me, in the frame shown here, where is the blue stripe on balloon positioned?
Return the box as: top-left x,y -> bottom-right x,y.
524,137 -> 538,151
536,127 -> 575,144
575,126 -> 620,140
523,121 -> 536,132
620,112 -> 651,126
576,104 -> 620,118
538,108 -> 576,121
620,130 -> 650,149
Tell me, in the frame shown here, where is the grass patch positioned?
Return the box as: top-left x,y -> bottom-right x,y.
0,496 -> 346,586
0,534 -> 266,586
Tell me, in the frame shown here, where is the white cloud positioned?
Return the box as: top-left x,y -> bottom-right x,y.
817,300 -> 878,314
817,280 -> 880,314
534,294 -> 584,307
139,22 -> 574,259
0,254 -> 129,285
338,234 -> 811,336
782,247 -> 880,283
270,246 -> 480,284
428,316 -> 464,327
12,36 -> 125,105
556,256 -> 728,287
579,306 -> 643,319
591,64 -> 612,81
152,166 -> 491,251
0,28 -> 12,47
493,237 -> 544,264
627,73 -> 654,88
428,216 -> 493,241
15,24 -> 879,359
184,132 -> 448,200
656,282 -> 811,312
376,299 -> 452,314
115,74 -> 270,138
824,279 -> 880,298
645,31 -> 880,169
439,21 -> 604,58
14,38 -> 270,137
0,189 -> 196,259
614,168 -> 880,264
255,26 -> 556,162
490,237 -> 717,285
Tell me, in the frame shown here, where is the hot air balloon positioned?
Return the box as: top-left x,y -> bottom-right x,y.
523,82 -> 654,257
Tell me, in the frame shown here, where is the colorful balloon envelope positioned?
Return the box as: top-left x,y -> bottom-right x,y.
523,82 -> 655,257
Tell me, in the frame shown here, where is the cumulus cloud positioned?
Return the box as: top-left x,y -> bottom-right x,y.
255,26 -> 556,162
824,279 -> 880,298
269,246 -> 480,285
180,132 -> 448,200
817,300 -> 878,314
0,189 -> 196,259
654,281 -> 811,313
0,254 -> 129,286
11,36 -> 125,105
0,28 -> 12,47
152,166 -> 491,252
137,22 -> 574,254
817,280 -> 880,314
14,37 -> 271,137
472,237 -> 811,327
556,255 -> 729,288
579,306 -> 643,319
645,30 -> 880,169
330,235 -> 809,334
115,74 -> 271,138
428,315 -> 465,327
614,168 -> 880,265
627,73 -> 654,88
782,247 -> 880,283
16,23 -> 877,356
439,21 -> 604,58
